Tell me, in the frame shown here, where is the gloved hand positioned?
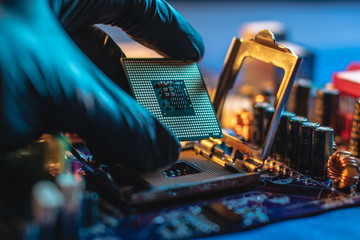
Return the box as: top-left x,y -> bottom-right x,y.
0,0 -> 204,172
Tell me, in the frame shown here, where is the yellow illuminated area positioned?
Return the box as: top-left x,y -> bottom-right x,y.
39,134 -> 67,176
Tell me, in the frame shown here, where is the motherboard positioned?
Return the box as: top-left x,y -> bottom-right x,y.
77,156 -> 360,240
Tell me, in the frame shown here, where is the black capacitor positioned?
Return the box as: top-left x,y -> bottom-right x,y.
286,79 -> 311,117
275,111 -> 295,162
299,121 -> 320,174
312,126 -> 334,181
264,106 -> 275,154
253,102 -> 269,147
350,99 -> 360,157
287,116 -> 307,169
264,106 -> 275,139
312,89 -> 339,133
294,79 -> 311,117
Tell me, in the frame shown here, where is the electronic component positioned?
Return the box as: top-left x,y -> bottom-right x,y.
286,79 -> 311,117
299,122 -> 320,174
154,81 -> 194,115
274,111 -> 295,162
287,116 -> 307,169
121,58 -> 223,141
202,202 -> 243,224
211,30 -> 301,167
234,110 -> 254,142
331,63 -> 360,141
312,126 -> 334,180
264,106 -> 275,141
161,161 -> 202,178
252,102 -> 268,144
333,62 -> 360,98
312,89 -> 339,133
253,102 -> 269,146
328,151 -> 359,190
350,99 -> 360,157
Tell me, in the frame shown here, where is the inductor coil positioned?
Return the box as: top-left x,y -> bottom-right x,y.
328,151 -> 359,190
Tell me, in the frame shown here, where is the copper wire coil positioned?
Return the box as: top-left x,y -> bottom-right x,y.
327,151 -> 359,189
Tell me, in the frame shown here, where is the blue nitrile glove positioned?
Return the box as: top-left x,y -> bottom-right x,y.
0,0 -> 204,172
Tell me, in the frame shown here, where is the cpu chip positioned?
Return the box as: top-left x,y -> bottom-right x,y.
121,58 -> 223,141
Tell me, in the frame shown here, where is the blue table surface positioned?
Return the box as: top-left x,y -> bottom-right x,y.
101,2 -> 360,239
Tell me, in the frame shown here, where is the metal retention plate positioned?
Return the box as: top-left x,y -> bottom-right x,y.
212,30 -> 301,169
121,58 -> 223,141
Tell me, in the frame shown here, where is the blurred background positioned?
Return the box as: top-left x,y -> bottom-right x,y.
99,0 -> 360,89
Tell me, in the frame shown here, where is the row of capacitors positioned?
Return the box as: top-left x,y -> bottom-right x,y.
155,81 -> 187,110
253,102 -> 334,180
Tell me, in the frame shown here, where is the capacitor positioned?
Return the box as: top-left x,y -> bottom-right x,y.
274,111 -> 295,162
350,99 -> 360,157
287,116 -> 307,169
253,102 -> 269,146
311,126 -> 334,181
264,106 -> 274,136
286,79 -> 311,117
312,89 -> 339,133
299,122 -> 320,174
264,106 -> 275,154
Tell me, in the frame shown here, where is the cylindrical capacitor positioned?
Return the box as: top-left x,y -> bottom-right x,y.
350,99 -> 360,157
294,79 -> 311,117
312,126 -> 334,180
299,122 -> 320,174
264,106 -> 275,154
312,89 -> 339,133
287,79 -> 311,117
275,111 -> 295,162
253,102 -> 269,147
264,106 -> 274,139
287,116 -> 307,169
